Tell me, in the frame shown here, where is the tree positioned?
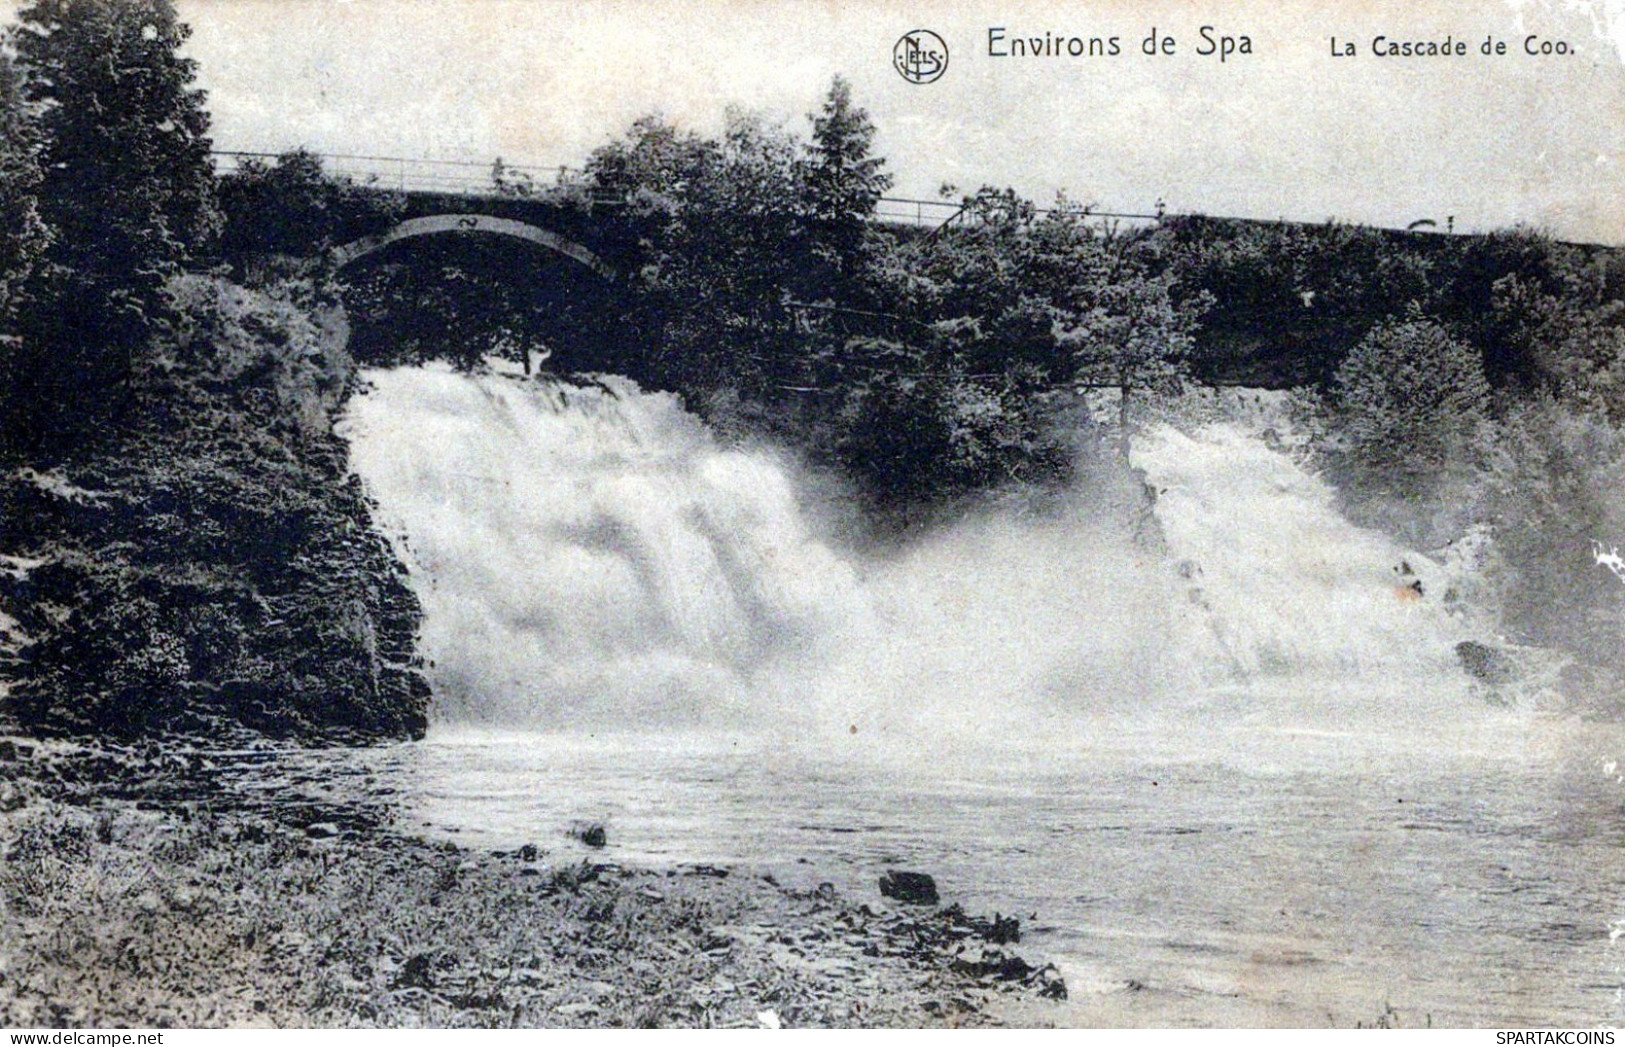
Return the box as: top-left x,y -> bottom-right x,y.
217,148 -> 405,260
584,111 -> 809,393
1151,216 -> 1444,388
585,114 -> 719,215
7,0 -> 220,450
806,187 -> 1206,509
1330,312 -> 1492,495
1488,244 -> 1625,423
14,0 -> 219,284
886,189 -> 1202,466
583,84 -> 895,397
489,157 -> 538,199
1038,209 -> 1201,459
801,76 -> 891,298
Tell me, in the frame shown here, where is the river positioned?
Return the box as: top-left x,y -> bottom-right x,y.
330,365 -> 1625,1027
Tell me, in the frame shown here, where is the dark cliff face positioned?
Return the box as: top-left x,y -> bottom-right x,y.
0,274 -> 429,743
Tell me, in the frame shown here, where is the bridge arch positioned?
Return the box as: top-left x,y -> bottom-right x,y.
333,214 -> 615,280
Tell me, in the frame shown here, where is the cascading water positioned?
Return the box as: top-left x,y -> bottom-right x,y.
1134,423 -> 1477,678
342,365 -> 1493,754
341,365 -> 867,729
1129,415 -> 1516,755
336,367 -> 1621,1027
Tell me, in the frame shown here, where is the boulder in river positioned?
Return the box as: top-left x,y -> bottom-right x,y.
879,870 -> 940,906
569,822 -> 607,848
1455,640 -> 1516,685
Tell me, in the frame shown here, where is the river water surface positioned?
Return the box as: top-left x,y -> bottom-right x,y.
255,715 -> 1624,1027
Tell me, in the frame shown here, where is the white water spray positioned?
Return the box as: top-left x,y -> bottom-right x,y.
1134,423 -> 1473,681
343,365 -> 865,727
342,366 -> 1493,756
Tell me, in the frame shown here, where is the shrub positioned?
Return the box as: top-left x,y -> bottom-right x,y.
1328,313 -> 1493,497
217,149 -> 406,262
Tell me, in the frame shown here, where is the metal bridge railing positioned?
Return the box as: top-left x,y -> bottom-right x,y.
210,149 -> 580,196
210,149 -> 1482,238
209,149 -> 1169,231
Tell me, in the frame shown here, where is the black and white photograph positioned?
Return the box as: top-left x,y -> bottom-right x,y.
0,0 -> 1623,1030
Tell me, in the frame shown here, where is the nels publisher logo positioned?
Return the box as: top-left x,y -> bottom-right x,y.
893,29 -> 948,83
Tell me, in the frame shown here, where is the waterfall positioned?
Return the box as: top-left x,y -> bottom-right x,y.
342,366 -> 1488,751
342,365 -> 866,728
1134,422 -> 1475,681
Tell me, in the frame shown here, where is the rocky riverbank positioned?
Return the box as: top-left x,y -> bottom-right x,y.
0,740 -> 1066,1028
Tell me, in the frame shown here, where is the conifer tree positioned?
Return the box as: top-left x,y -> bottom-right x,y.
1332,312 -> 1492,494
802,77 -> 891,296
8,0 -> 220,446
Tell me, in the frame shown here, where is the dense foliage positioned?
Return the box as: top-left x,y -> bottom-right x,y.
3,0 -> 220,456
580,84 -> 1202,510
216,148 -> 407,262
1155,217 -> 1625,395
14,0 -> 218,273
1327,314 -> 1492,497
0,2 -> 430,741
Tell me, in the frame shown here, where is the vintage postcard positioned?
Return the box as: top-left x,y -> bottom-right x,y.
0,0 -> 1623,1031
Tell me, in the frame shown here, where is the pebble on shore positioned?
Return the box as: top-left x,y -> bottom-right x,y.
0,748 -> 1066,1029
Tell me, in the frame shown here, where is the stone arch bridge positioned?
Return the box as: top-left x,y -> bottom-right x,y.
332,212 -> 616,281
330,185 -> 640,285
212,148 -> 981,286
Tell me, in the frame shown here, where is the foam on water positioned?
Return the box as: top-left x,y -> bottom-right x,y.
1135,422 -> 1471,678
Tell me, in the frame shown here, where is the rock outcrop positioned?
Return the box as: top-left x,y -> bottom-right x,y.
0,275 -> 429,742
